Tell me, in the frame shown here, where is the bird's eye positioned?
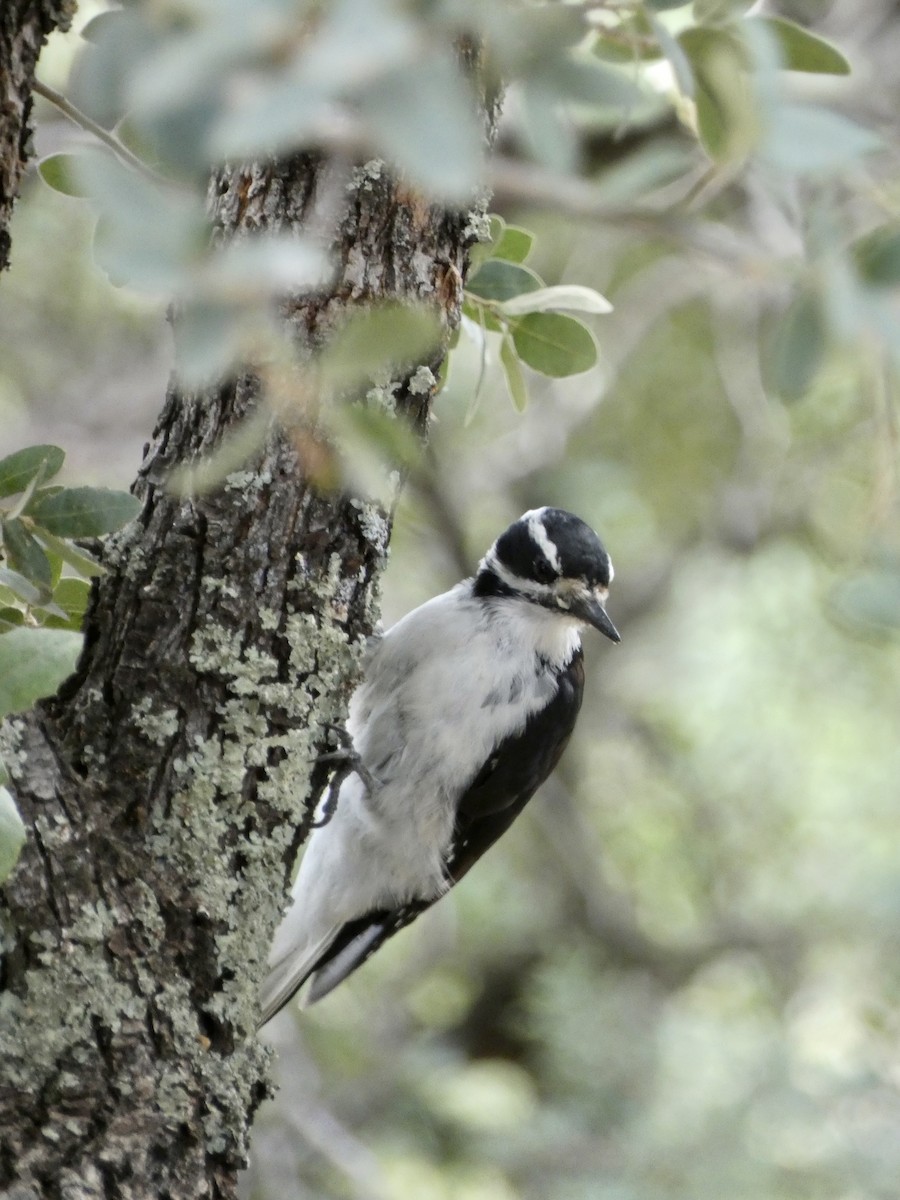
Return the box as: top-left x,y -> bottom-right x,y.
533,558 -> 556,584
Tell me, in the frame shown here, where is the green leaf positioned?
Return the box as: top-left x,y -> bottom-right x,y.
500,284 -> 613,318
1,519 -> 52,589
32,530 -> 104,579
53,577 -> 92,621
467,260 -> 543,304
500,336 -> 528,412
38,154 -> 91,198
0,445 -> 65,499
0,627 -> 83,719
678,26 -> 758,161
0,786 -> 26,885
0,608 -> 25,629
764,289 -> 825,401
853,227 -> 900,286
747,16 -> 850,76
492,226 -> 535,265
647,0 -> 693,10
511,313 -> 598,378
27,487 -> 140,537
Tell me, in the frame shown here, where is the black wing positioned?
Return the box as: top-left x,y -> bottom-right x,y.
299,650 -> 586,1004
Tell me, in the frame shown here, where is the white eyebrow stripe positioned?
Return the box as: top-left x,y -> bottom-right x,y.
526,511 -> 561,573
481,550 -> 547,598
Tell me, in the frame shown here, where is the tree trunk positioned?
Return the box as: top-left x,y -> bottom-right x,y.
0,0 -> 73,273
0,153 -> 474,1198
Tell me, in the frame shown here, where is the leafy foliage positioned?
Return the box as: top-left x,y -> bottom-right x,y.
0,443 -> 138,706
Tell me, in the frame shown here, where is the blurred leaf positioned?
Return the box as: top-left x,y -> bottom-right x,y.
467,261 -> 543,303
0,608 -> 25,629
592,142 -> 696,204
364,51 -> 484,202
853,226 -> 900,286
33,531 -> 104,579
0,445 -> 64,499
76,150 -> 209,293
210,77 -> 333,160
747,16 -> 850,76
650,12 -> 695,97
319,304 -> 442,397
830,565 -> 900,638
520,79 -> 580,174
679,26 -> 758,161
764,289 -> 825,400
0,567 -> 43,606
512,313 -> 598,377
493,226 -> 534,265
542,58 -> 645,109
500,285 -> 613,317
592,13 -> 662,64
647,0 -> 693,10
28,488 -> 140,537
168,408 -> 272,497
38,155 -> 91,199
1,520 -> 52,590
500,336 -> 528,412
0,786 -> 26,885
694,0 -> 754,21
760,103 -> 880,174
69,6 -> 162,128
203,235 -> 332,296
0,627 -> 83,719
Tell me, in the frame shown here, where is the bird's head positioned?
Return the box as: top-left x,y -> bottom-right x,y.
475,507 -> 620,643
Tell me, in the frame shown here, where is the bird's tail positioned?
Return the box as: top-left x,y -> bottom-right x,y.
258,904 -> 426,1026
257,926 -> 340,1028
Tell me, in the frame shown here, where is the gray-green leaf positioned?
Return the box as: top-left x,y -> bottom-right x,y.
27,488 -> 140,537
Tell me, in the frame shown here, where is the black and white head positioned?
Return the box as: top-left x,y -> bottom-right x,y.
475,507 -> 620,643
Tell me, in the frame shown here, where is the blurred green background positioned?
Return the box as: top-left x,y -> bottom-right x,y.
3,1 -> 900,1198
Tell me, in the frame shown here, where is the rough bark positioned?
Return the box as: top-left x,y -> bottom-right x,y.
0,153 -> 476,1199
0,0 -> 74,272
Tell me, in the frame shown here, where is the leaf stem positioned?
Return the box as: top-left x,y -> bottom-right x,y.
32,78 -> 173,189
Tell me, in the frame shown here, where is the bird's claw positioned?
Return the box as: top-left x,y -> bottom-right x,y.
309,724 -> 379,828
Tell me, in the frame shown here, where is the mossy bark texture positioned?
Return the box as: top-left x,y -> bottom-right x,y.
0,154 -> 472,1199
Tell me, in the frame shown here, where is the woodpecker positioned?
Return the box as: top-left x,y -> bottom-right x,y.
259,507 -> 619,1024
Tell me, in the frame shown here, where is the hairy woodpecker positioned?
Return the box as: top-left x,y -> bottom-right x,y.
259,507 -> 619,1024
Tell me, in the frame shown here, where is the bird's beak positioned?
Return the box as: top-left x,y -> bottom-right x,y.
572,591 -> 621,643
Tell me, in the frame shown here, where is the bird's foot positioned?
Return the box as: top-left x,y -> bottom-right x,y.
310,724 -> 379,827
